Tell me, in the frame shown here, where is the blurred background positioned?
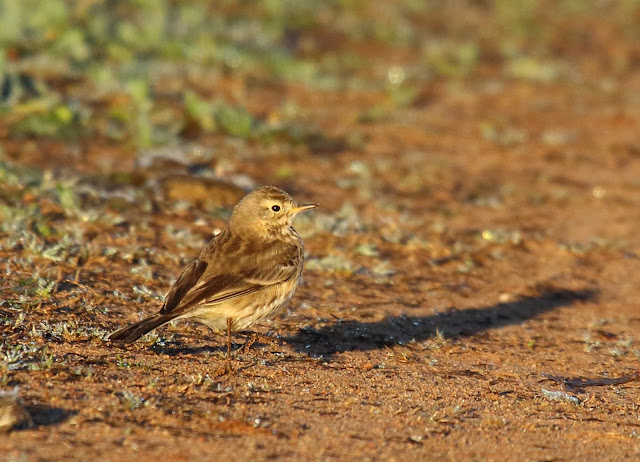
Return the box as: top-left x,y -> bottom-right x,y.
1,0 -> 638,171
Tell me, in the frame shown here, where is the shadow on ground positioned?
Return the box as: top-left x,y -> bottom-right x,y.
148,332 -> 266,357
285,288 -> 597,357
26,404 -> 76,429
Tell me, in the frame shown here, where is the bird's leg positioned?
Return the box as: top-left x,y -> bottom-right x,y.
225,317 -> 233,372
240,330 -> 282,352
241,332 -> 258,353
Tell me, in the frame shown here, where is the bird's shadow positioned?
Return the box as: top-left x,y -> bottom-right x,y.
151,332 -> 262,357
284,288 -> 597,357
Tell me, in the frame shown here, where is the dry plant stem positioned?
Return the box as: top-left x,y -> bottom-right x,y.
542,371 -> 640,390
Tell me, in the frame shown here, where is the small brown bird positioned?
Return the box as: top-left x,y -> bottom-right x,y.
108,186 -> 317,364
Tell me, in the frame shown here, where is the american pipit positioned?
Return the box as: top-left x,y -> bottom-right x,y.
108,186 -> 317,367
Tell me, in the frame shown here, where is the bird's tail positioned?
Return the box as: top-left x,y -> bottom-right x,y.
107,313 -> 175,343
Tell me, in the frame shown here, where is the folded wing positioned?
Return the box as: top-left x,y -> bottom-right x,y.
161,240 -> 301,317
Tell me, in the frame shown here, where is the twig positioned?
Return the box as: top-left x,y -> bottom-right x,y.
542,371 -> 640,390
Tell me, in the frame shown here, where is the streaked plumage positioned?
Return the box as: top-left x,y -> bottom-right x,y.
108,186 -> 316,346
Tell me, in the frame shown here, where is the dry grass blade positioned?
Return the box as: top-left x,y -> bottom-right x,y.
542,371 -> 640,390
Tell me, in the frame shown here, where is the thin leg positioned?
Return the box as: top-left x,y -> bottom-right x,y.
226,317 -> 233,372
240,331 -> 281,352
241,333 -> 258,353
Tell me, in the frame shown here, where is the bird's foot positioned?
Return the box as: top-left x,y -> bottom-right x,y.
240,331 -> 283,353
241,335 -> 257,353
223,355 -> 234,374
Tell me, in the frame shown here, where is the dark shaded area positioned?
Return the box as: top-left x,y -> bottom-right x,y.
148,331 -> 271,357
286,288 -> 597,357
151,343 -> 223,357
27,404 -> 76,428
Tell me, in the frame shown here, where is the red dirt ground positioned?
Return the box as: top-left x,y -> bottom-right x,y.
2,6 -> 640,462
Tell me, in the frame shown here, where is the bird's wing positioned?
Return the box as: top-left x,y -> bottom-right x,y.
161,258 -> 209,314
161,244 -> 301,317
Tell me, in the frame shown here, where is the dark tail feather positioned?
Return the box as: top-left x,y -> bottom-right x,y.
107,314 -> 175,343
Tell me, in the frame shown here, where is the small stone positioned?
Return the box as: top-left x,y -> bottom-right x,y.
0,388 -> 32,433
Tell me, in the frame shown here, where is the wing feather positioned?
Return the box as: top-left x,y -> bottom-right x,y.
161,236 -> 301,317
161,259 -> 208,313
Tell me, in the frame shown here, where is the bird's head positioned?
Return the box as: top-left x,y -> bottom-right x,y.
229,186 -> 317,239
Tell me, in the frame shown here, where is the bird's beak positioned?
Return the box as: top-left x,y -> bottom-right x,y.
290,203 -> 318,215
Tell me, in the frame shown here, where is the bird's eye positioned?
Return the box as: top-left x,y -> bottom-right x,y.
271,205 -> 281,212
